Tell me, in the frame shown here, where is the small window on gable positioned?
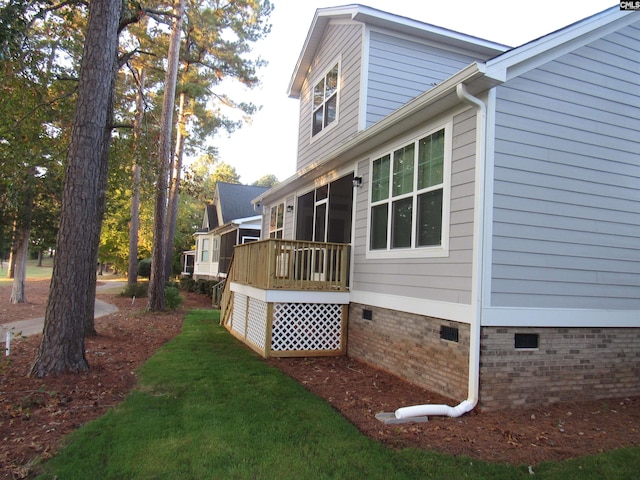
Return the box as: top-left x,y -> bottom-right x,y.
312,63 -> 339,136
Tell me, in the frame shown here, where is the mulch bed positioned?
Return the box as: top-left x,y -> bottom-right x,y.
1,279 -> 639,478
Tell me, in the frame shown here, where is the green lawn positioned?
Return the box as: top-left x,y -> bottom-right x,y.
36,310 -> 640,479
0,258 -> 54,284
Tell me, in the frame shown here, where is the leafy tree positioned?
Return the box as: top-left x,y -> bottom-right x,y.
252,174 -> 279,188
148,0 -> 273,309
212,162 -> 241,184
0,1 -> 77,298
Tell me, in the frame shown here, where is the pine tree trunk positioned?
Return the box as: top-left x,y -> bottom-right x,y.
30,0 -> 121,377
128,68 -> 145,287
148,0 -> 184,311
9,225 -> 30,304
163,91 -> 187,283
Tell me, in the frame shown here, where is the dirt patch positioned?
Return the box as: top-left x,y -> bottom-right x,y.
1,279 -> 639,479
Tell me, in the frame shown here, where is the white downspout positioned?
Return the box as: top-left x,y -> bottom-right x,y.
394,83 -> 487,420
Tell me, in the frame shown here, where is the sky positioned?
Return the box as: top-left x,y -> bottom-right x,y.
213,0 -> 618,185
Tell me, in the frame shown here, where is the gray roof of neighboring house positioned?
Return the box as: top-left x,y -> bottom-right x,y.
216,182 -> 269,225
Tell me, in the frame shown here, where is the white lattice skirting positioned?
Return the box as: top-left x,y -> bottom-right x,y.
231,293 -> 248,337
231,293 -> 268,351
229,294 -> 344,356
272,303 -> 342,352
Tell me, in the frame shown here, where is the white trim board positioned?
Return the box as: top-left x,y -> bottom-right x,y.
349,290 -> 474,324
482,307 -> 640,328
230,283 -> 350,305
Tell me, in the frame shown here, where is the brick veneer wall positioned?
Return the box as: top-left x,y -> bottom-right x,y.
480,327 -> 640,409
347,303 -> 470,401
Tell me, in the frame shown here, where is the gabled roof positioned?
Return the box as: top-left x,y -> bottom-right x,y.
485,6 -> 637,82
287,4 -> 510,98
204,204 -> 218,230
215,182 -> 269,225
258,5 -> 638,207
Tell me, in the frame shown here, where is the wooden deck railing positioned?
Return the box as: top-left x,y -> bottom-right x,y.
230,239 -> 350,291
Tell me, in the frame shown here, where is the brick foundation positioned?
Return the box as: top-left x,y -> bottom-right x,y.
479,326 -> 640,409
347,303 -> 469,401
347,303 -> 640,410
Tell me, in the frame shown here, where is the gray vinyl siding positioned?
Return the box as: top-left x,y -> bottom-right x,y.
296,22 -> 363,173
365,31 -> 479,126
491,22 -> 640,309
352,108 -> 477,304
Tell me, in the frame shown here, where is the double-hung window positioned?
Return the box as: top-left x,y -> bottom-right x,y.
201,238 -> 210,262
312,63 -> 339,136
269,203 -> 284,238
369,125 -> 449,256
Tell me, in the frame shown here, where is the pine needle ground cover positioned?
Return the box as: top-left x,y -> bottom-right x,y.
37,310 -> 639,480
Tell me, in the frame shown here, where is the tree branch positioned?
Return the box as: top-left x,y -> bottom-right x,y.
15,88 -> 77,127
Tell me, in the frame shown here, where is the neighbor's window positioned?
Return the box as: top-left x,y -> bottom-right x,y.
370,127 -> 446,252
312,63 -> 339,136
269,203 -> 284,238
201,238 -> 210,262
212,236 -> 220,262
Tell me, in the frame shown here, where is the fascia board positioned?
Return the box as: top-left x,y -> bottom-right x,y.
485,8 -> 637,82
257,62 -> 500,205
287,7 -> 357,98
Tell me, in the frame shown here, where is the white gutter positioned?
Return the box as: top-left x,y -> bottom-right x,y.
392,83 -> 487,421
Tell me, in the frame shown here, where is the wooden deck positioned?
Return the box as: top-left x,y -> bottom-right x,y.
219,239 -> 350,358
229,239 -> 350,291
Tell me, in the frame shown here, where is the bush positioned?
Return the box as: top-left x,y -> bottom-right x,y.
164,286 -> 183,310
179,277 -> 195,292
120,282 -> 148,298
137,258 -> 152,279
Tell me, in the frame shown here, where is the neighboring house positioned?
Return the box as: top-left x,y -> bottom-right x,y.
193,182 -> 268,281
222,5 -> 640,413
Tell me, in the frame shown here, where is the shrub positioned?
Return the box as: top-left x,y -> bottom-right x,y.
137,258 -> 152,279
120,282 -> 148,298
164,286 -> 183,310
179,277 -> 195,292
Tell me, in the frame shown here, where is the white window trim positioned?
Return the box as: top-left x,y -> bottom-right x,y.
309,57 -> 341,142
201,238 -> 210,262
365,121 -> 452,260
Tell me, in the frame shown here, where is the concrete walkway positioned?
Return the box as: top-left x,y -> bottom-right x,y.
1,280 -> 125,339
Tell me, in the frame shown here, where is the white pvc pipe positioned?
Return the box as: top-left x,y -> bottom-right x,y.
394,82 -> 488,420
396,399 -> 476,419
5,330 -> 11,356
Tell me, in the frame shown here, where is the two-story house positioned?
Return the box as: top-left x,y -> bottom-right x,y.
193,182 -> 268,281
221,5 -> 640,415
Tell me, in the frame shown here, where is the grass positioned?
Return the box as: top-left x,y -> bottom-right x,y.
0,258 -> 126,287
0,258 -> 54,284
36,310 -> 640,479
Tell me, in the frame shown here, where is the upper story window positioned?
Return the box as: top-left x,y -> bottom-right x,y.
312,63 -> 339,136
269,203 -> 284,238
368,125 -> 450,257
